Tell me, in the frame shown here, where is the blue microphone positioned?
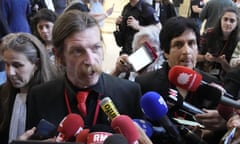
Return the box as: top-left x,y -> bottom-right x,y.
133,119 -> 153,138
140,91 -> 184,143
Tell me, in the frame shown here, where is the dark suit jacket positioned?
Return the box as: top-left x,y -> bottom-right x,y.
135,62 -> 221,109
135,62 -> 224,144
27,73 -> 143,131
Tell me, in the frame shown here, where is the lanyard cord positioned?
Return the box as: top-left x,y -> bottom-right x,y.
64,88 -> 101,126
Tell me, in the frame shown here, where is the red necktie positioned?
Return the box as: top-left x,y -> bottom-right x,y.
76,91 -> 89,117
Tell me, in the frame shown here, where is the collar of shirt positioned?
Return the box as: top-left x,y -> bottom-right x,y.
64,73 -> 105,102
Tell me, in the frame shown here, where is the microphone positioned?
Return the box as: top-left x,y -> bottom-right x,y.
168,65 -> 202,92
133,119 -> 153,138
103,134 -> 128,144
100,97 -> 120,120
87,124 -> 113,144
140,91 -> 184,143
168,88 -> 205,115
56,113 -> 84,142
111,115 -> 140,144
168,65 -> 240,109
75,128 -> 90,143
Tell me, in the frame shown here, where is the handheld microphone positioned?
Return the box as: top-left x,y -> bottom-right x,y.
111,115 -> 140,144
168,65 -> 202,92
75,128 -> 90,143
100,97 -> 120,120
29,119 -> 57,140
56,113 -> 84,142
87,124 -> 113,144
140,91 -> 184,143
168,65 -> 240,109
133,119 -> 153,138
168,88 -> 205,115
103,134 -> 128,144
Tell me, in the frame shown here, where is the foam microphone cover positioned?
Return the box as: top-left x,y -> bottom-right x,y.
217,104 -> 235,121
75,128 -> 90,143
103,134 -> 128,144
87,124 -> 113,144
133,119 -> 153,138
57,113 -> 84,141
111,115 -> 139,144
168,65 -> 202,92
140,91 -> 168,120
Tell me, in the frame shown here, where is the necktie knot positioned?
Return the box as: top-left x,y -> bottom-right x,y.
76,91 -> 89,117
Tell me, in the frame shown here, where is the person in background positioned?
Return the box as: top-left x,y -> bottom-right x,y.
111,25 -> 164,81
0,33 -> 58,144
236,0 -> 240,9
200,0 -> 235,32
135,16 -> 226,143
115,0 -> 161,55
172,0 -> 183,15
89,0 -> 105,27
52,0 -> 67,15
26,10 -> 144,142
64,0 -> 114,24
197,7 -> 240,81
189,0 -> 204,29
1,0 -> 32,33
229,42 -> 240,68
0,7 -> 10,85
152,0 -> 177,26
30,8 -> 58,64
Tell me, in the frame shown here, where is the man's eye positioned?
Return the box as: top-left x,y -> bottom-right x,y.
13,63 -> 23,68
93,45 -> 102,51
72,48 -> 83,55
173,42 -> 183,48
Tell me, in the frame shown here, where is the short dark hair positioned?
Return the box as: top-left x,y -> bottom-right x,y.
160,16 -> 200,53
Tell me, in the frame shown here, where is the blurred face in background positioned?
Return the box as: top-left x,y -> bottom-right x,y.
3,49 -> 37,89
37,20 -> 54,43
221,11 -> 238,36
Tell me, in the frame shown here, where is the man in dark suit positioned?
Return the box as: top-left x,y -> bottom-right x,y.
26,10 -> 143,141
135,16 -> 227,143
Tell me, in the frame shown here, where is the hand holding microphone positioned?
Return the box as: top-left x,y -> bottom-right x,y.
168,65 -> 240,109
140,91 -> 184,143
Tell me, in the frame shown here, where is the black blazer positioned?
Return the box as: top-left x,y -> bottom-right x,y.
135,62 -> 221,109
27,73 -> 143,130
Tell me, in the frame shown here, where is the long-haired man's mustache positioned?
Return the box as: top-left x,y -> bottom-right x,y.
79,64 -> 102,76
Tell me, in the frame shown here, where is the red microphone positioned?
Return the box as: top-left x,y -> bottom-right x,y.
56,113 -> 84,142
75,129 -> 90,143
168,65 -> 202,92
86,124 -> 113,144
111,115 -> 139,144
168,65 -> 240,109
